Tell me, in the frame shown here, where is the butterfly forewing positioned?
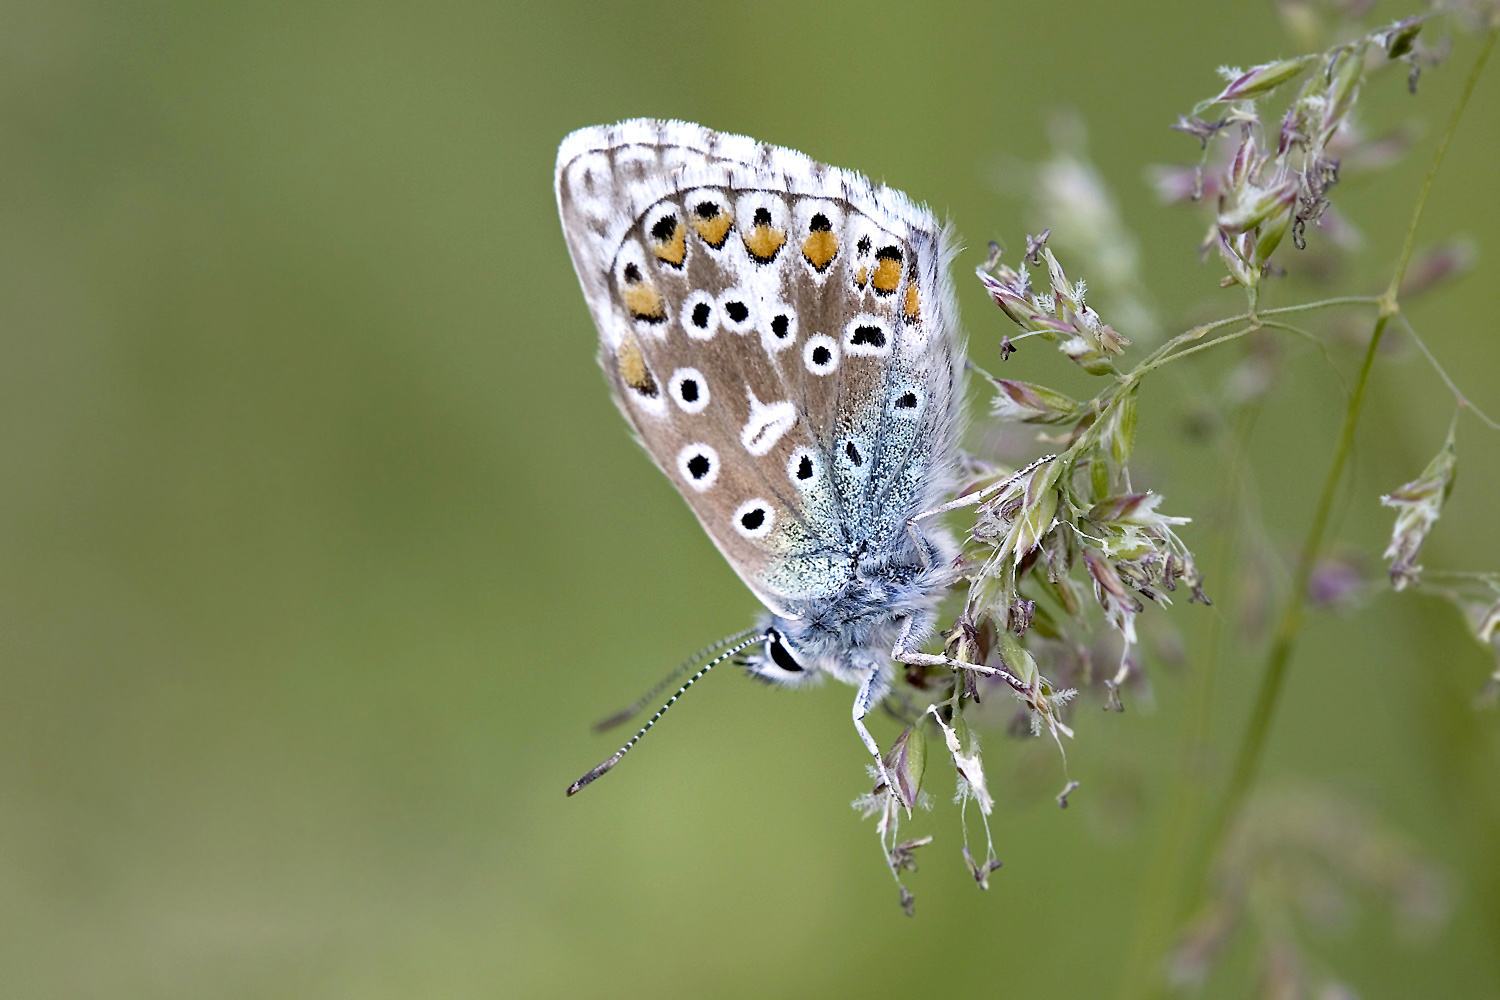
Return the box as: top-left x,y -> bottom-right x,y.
556,120 -> 962,615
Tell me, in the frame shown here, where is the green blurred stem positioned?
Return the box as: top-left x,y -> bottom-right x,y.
1114,400 -> 1264,1000
1192,21 -> 1496,918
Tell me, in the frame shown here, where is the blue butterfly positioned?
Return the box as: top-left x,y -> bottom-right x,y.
556,120 -> 969,798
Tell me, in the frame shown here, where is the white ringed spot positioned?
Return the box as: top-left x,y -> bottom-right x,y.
759,303 -> 797,355
732,498 -> 776,539
669,368 -> 710,414
717,289 -> 756,334
787,447 -> 820,489
676,443 -> 720,492
680,290 -> 718,341
843,314 -> 892,357
803,334 -> 839,376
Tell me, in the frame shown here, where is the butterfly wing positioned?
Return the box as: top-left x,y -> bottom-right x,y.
556,120 -> 963,619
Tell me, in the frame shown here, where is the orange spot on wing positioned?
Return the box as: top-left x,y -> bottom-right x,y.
743,224 -> 786,263
904,282 -> 921,320
801,230 -> 838,271
623,283 -> 666,322
652,223 -> 686,266
690,205 -> 732,248
871,247 -> 903,295
616,334 -> 657,396
855,266 -> 868,289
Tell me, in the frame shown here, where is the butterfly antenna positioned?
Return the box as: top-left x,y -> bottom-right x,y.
591,628 -> 759,732
566,631 -> 769,796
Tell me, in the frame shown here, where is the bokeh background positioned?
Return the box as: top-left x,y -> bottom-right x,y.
3,1 -> 1498,997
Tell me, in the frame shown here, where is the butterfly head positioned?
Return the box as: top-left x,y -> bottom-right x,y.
743,624 -> 821,688
742,607 -> 907,692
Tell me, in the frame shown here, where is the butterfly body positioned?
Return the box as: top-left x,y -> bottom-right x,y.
555,120 -> 965,781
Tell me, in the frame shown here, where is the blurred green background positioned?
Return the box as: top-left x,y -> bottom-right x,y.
3,1 -> 1498,997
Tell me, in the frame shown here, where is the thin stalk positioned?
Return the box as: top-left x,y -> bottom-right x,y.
1256,320 -> 1351,399
1135,313 -> 1251,370
1384,29 -> 1497,305
1397,313 -> 1500,431
1257,295 -> 1380,317
1128,298 -> 1378,380
1136,327 -> 1255,376
1192,23 -> 1496,905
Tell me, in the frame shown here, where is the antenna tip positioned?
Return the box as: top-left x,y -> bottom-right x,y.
566,752 -> 624,796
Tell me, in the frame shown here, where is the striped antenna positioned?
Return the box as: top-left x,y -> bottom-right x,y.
566,631 -> 770,796
591,628 -> 759,732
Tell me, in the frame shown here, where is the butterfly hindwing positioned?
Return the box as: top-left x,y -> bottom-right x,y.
556,120 -> 963,616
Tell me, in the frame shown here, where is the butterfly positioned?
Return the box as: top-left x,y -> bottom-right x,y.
555,119 -> 968,799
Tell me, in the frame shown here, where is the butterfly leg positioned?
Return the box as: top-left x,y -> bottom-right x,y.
904,503 -> 977,583
853,671 -> 908,813
904,517 -> 942,575
891,615 -> 1031,698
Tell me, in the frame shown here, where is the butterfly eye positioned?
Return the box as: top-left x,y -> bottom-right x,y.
802,215 -> 838,271
615,333 -> 658,400
765,630 -> 804,673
